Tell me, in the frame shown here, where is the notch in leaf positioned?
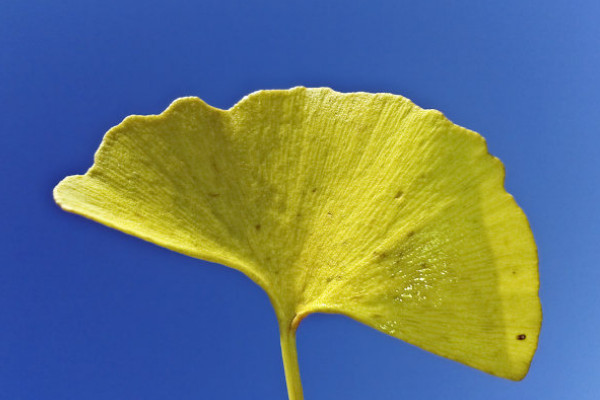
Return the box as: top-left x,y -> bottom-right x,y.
54,87 -> 541,399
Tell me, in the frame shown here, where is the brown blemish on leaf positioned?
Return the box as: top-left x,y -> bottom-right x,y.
255,224 -> 261,231
517,334 -> 526,340
211,160 -> 219,173
394,190 -> 404,199
208,193 -> 220,198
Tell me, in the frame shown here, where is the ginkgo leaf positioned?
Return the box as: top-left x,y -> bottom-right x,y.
54,87 -> 541,399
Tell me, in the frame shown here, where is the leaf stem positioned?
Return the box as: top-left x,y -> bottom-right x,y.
279,320 -> 304,400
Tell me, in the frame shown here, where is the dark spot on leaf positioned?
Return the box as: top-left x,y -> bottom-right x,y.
512,270 -> 517,275
208,193 -> 220,197
311,188 -> 317,193
407,230 -> 415,237
394,190 -> 403,199
517,334 -> 526,340
255,224 -> 261,231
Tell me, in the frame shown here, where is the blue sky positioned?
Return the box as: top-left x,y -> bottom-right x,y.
1,1 -> 599,399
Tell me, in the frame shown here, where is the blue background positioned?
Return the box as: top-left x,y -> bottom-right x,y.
2,1 -> 599,399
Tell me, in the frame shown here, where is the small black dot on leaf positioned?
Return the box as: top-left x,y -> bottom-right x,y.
517,334 -> 526,340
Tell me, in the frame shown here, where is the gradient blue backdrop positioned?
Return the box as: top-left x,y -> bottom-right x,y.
2,1 -> 599,399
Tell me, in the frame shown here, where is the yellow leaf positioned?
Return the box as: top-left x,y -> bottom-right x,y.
54,87 -> 541,399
